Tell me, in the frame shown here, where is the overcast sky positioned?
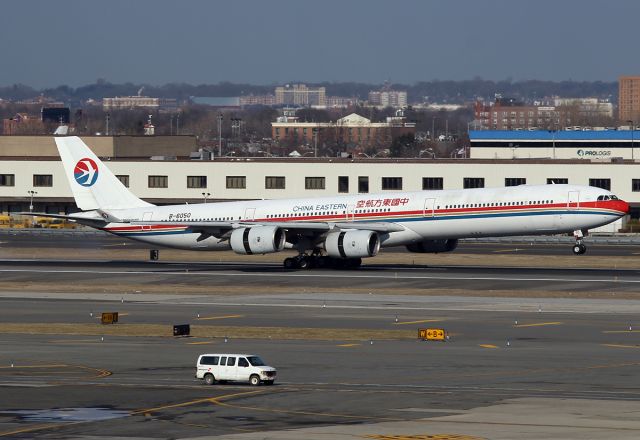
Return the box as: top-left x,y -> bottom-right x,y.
1,0 -> 637,88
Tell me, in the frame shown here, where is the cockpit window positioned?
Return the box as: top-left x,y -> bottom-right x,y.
610,195 -> 619,200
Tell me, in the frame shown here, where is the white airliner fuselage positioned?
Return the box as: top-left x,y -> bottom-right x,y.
98,184 -> 627,251
37,137 -> 629,269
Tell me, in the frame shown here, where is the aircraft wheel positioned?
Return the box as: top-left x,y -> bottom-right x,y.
572,244 -> 583,255
283,257 -> 297,269
345,258 -> 362,269
297,256 -> 310,269
315,256 -> 328,268
579,244 -> 587,254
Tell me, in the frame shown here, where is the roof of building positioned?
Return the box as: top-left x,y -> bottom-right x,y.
470,130 -> 637,141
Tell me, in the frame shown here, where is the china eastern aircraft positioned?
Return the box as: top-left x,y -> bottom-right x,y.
29,136 -> 629,269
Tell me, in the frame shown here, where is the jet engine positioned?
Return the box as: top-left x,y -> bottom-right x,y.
230,226 -> 285,255
324,230 -> 380,258
406,239 -> 458,253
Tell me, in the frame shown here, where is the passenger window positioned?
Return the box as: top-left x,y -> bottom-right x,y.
220,356 -> 227,365
238,358 -> 249,367
200,356 -> 219,365
227,357 -> 236,366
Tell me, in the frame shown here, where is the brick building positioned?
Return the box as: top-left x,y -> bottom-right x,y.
619,76 -> 640,123
474,97 -> 575,130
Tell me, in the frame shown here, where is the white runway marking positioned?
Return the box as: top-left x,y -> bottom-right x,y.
0,267 -> 637,284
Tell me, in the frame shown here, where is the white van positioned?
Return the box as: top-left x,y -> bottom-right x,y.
195,354 -> 276,386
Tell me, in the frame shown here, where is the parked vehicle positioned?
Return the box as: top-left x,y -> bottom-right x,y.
195,354 -> 276,386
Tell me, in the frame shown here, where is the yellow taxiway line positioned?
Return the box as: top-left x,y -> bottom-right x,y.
394,319 -> 444,325
196,314 -> 244,321
514,321 -> 563,328
602,344 -> 640,349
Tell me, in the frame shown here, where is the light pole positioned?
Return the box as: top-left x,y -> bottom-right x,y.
431,117 -> 437,141
313,128 -> 318,157
28,190 -> 37,226
202,192 -> 211,203
627,120 -> 634,161
217,114 -> 223,157
176,112 -> 180,135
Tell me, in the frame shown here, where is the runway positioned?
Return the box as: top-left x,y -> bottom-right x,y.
0,258 -> 639,296
0,232 -> 640,439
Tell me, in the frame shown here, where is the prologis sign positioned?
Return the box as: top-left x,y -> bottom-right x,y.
576,149 -> 612,158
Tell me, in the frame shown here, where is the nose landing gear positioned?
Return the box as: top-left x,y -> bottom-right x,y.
572,230 -> 587,255
572,242 -> 587,255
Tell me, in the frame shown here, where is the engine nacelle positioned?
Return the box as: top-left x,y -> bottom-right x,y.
324,230 -> 380,259
406,239 -> 458,254
229,226 -> 285,255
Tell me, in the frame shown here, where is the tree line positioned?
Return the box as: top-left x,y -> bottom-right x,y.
0,79 -> 618,105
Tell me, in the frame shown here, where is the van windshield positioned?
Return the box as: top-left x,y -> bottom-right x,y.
247,356 -> 265,366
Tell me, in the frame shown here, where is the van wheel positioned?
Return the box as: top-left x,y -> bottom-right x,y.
249,375 -> 260,386
204,373 -> 215,385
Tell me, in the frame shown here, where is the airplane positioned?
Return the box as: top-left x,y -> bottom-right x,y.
26,136 -> 630,269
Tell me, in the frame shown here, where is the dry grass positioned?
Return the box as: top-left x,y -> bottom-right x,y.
0,323 -> 416,341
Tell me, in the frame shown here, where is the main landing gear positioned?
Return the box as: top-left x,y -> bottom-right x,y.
283,255 -> 362,270
572,230 -> 587,255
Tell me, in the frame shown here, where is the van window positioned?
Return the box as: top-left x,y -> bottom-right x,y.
220,356 -> 227,365
248,356 -> 266,366
227,357 -> 236,366
238,358 -> 249,367
200,356 -> 219,365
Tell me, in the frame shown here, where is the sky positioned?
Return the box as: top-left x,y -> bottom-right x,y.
1,0 -> 638,88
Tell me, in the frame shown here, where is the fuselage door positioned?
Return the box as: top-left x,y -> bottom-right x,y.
346,205 -> 355,221
244,208 -> 256,220
142,212 -> 152,231
423,198 -> 436,217
567,191 -> 580,210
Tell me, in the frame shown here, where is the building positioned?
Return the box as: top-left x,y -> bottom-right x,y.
239,95 -> 277,106
275,84 -> 326,107
2,113 -> 43,135
469,129 -> 640,160
1,154 -> 639,222
368,90 -> 407,108
0,135 -> 198,158
619,76 -> 640,122
474,97 -> 575,130
552,98 -> 613,120
103,96 -> 178,111
271,113 -> 416,149
325,96 -> 358,108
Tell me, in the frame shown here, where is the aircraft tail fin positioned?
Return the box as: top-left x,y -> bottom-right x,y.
55,136 -> 154,211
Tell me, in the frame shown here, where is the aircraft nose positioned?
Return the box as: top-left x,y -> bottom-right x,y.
618,199 -> 630,215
